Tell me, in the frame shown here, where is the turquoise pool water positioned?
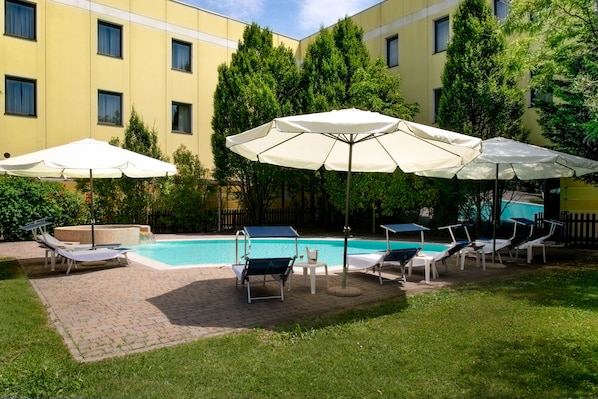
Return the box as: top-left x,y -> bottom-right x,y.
131,238 -> 450,268
477,200 -> 543,222
500,200 -> 543,221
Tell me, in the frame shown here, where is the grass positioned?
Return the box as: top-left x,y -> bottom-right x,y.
1,257 -> 597,398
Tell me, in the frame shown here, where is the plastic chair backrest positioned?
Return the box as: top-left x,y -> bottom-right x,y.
245,257 -> 293,276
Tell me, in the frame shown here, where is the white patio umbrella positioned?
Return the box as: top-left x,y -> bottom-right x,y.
0,138 -> 177,246
417,137 -> 598,261
226,108 -> 482,290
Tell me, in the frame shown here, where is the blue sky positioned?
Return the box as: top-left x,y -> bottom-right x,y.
181,0 -> 382,39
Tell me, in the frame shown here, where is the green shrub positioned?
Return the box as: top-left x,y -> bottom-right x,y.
0,176 -> 87,241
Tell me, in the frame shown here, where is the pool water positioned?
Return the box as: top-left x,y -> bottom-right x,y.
131,238 -> 450,268
476,200 -> 543,222
500,200 -> 543,221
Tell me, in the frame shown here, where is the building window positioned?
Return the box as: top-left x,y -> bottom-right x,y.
5,76 -> 36,116
494,0 -> 510,21
98,91 -> 122,125
530,88 -> 553,107
172,39 -> 192,72
98,20 -> 122,58
172,102 -> 191,133
434,16 -> 449,53
433,88 -> 442,123
386,35 -> 399,68
5,0 -> 36,40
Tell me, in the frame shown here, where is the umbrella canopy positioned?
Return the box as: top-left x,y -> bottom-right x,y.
0,138 -> 177,179
0,138 -> 177,246
418,137 -> 598,180
417,137 -> 598,262
226,108 -> 482,289
226,108 -> 482,173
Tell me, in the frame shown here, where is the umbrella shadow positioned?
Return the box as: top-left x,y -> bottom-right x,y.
20,256 -> 128,279
146,271 -> 408,331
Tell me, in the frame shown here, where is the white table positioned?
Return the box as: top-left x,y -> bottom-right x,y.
294,262 -> 329,294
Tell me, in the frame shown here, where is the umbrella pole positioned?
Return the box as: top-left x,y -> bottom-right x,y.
90,170 -> 95,249
342,144 -> 353,289
492,164 -> 498,263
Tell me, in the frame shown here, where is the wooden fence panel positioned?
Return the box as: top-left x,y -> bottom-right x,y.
560,212 -> 597,248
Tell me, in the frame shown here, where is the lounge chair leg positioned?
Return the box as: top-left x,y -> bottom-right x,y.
246,281 -> 252,303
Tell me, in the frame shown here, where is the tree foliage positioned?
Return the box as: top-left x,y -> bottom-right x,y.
159,145 -> 214,232
80,108 -> 170,225
435,0 -> 529,227
0,177 -> 86,241
211,24 -> 301,225
438,0 -> 527,141
505,0 -> 598,185
299,17 -> 424,229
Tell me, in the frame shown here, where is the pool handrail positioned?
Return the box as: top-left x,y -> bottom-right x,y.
234,226 -> 300,265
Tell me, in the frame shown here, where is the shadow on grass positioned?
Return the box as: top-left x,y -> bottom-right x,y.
0,258 -> 20,280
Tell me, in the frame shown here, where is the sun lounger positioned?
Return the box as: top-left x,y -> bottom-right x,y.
514,219 -> 564,263
54,247 -> 133,274
450,221 -> 530,265
232,257 -> 296,303
36,232 -> 121,271
347,247 -> 421,284
439,223 -> 487,270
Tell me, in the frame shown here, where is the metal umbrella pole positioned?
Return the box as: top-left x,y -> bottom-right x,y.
341,138 -> 354,289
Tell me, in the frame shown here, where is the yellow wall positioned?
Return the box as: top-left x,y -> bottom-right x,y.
0,0 -> 294,170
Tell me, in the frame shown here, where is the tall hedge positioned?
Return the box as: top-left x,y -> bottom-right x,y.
0,176 -> 87,241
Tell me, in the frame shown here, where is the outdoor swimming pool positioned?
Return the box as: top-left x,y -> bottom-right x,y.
129,238 -> 450,269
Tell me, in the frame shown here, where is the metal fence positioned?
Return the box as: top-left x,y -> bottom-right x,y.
149,208 -> 316,233
219,208 -> 315,231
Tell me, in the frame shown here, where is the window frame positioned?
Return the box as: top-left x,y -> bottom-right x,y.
5,75 -> 36,117
172,39 -> 192,72
529,74 -> 553,108
97,90 -> 123,126
386,34 -> 399,68
4,0 -> 36,40
171,101 -> 192,134
434,16 -> 449,54
97,20 -> 123,58
494,0 -> 510,21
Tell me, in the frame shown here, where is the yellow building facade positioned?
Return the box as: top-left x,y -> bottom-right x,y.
1,0 -> 295,168
1,0 -> 595,214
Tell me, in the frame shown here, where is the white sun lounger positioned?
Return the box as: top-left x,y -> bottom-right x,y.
55,247 -> 133,274
347,247 -> 421,284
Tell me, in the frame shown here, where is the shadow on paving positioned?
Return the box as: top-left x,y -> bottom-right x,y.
145,271 -> 409,330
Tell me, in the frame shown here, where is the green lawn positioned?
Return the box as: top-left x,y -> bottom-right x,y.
1,257 -> 597,398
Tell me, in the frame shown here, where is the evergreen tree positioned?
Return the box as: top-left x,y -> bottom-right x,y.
436,0 -> 528,227
299,17 -> 424,232
438,0 -> 526,140
211,24 -> 301,225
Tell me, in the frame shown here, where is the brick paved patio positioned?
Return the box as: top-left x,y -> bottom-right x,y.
0,238 -> 538,362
